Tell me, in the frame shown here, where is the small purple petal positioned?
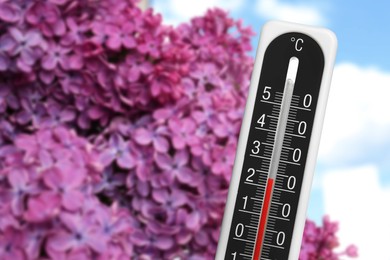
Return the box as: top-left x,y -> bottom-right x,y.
134,128 -> 152,146
49,231 -> 75,252
154,236 -> 174,250
117,152 -> 135,169
0,3 -> 21,23
154,153 -> 172,171
172,136 -> 185,150
153,136 -> 169,153
62,190 -> 84,211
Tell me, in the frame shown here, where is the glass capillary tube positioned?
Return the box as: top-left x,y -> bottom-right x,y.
253,57 -> 299,260
268,77 -> 295,180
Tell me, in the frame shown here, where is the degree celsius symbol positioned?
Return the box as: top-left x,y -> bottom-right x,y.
290,37 -> 304,52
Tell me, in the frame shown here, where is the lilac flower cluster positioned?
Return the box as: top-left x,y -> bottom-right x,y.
300,217 -> 358,260
0,0 -> 357,259
0,127 -> 133,259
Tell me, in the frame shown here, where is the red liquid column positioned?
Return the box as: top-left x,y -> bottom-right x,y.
253,178 -> 274,260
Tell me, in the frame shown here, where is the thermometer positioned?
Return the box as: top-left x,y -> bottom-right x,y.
216,21 -> 337,260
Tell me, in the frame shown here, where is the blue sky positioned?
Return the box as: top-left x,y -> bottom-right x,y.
328,0 -> 390,69
152,0 -> 390,258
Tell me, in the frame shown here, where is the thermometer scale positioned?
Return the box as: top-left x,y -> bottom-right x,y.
216,21 -> 337,260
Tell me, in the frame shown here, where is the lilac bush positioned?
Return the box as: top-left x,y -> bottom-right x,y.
300,217 -> 358,260
0,0 -> 357,259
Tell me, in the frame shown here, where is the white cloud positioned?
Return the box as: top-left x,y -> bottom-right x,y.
153,0 -> 243,26
256,0 -> 324,25
319,63 -> 390,166
323,165 -> 390,259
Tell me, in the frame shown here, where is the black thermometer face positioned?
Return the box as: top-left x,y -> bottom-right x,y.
225,33 -> 324,259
